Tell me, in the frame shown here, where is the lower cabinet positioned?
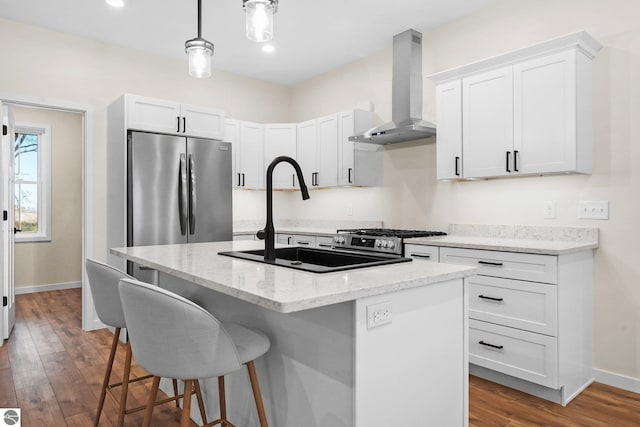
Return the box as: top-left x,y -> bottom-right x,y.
406,243 -> 593,405
232,233 -> 256,241
275,233 -> 334,248
404,244 -> 439,262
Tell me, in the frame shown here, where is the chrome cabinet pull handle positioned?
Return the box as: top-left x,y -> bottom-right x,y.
188,154 -> 196,235
178,154 -> 188,235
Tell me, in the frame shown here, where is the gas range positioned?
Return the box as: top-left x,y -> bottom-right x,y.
333,228 -> 447,256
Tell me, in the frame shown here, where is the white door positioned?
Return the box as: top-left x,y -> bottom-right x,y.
1,101 -> 16,340
224,119 -> 241,187
338,111 -> 355,186
264,124 -> 297,189
181,103 -> 224,139
463,66 -> 514,178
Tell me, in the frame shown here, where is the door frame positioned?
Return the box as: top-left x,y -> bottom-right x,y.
0,92 -> 100,331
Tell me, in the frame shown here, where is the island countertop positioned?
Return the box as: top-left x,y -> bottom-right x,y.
111,240 -> 477,313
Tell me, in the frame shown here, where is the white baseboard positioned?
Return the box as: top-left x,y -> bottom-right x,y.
594,368 -> 640,394
16,281 -> 82,295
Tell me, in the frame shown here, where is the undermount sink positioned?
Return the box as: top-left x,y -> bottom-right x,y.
219,247 -> 412,273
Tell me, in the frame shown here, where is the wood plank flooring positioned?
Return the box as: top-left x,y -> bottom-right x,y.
1,289 -> 639,426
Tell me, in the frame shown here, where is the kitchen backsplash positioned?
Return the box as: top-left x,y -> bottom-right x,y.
449,224 -> 598,243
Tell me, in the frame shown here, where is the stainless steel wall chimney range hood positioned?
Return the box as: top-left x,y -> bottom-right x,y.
350,29 -> 436,145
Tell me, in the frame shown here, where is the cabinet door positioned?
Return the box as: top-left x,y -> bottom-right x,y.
264,124 -> 297,189
316,113 -> 339,187
435,80 -> 463,179
513,51 -> 577,174
181,104 -> 224,139
338,111 -> 355,185
296,120 -> 318,188
463,66 -> 514,178
127,95 -> 181,134
239,121 -> 264,189
224,119 -> 241,187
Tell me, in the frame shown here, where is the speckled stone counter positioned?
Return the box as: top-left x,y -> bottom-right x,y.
233,219 -> 383,237
110,240 -> 476,313
405,224 -> 598,255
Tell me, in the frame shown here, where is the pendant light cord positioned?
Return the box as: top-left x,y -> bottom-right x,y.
197,0 -> 202,38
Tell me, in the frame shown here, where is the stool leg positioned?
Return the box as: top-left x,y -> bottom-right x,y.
173,378 -> 180,407
181,380 -> 193,427
194,380 -> 208,424
246,361 -> 268,427
218,376 -> 227,422
142,376 -> 160,427
116,342 -> 133,427
94,327 -> 120,427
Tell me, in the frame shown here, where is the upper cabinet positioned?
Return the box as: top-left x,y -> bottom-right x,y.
296,119 -> 319,188
429,31 -> 602,180
126,94 -> 224,139
316,113 -> 339,187
338,110 -> 382,187
264,123 -> 297,189
238,121 -> 265,189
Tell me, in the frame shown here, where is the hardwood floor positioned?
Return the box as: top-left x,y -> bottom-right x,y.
1,289 -> 196,427
2,289 -> 639,426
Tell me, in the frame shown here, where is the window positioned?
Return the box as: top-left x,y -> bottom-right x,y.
14,123 -> 51,242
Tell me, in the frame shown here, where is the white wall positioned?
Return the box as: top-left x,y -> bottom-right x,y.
287,0 -> 640,380
0,17 -> 291,261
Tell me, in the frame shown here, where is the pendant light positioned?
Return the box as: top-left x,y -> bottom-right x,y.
243,0 -> 278,42
185,0 -> 214,78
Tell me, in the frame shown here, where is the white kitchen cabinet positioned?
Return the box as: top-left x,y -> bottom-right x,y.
276,233 -> 294,245
338,110 -> 382,187
429,31 -> 601,180
463,66 -> 514,178
233,233 -> 256,241
293,234 -> 316,247
224,118 -> 241,187
513,50 -> 591,174
404,244 -> 439,262
238,121 -> 265,189
440,246 -> 593,405
316,113 -> 339,187
435,80 -> 463,180
126,94 -> 224,139
296,119 -> 319,188
264,123 -> 297,189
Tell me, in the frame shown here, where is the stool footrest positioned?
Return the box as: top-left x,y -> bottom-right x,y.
203,418 -> 236,427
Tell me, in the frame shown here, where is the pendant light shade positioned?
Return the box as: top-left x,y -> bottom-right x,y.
243,0 -> 278,42
185,0 -> 214,78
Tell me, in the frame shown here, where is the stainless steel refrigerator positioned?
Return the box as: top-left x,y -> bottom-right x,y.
127,131 -> 232,283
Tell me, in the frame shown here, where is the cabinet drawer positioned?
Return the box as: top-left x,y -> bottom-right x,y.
468,275 -> 557,336
316,236 -> 334,249
276,234 -> 293,245
469,319 -> 558,389
293,235 -> 316,247
440,247 -> 557,284
404,244 -> 439,262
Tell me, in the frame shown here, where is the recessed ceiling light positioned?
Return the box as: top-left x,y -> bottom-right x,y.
261,44 -> 275,53
106,0 -> 125,8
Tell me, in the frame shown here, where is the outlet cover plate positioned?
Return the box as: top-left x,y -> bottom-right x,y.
366,301 -> 392,329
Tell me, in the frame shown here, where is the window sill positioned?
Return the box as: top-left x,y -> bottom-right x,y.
16,233 -> 51,243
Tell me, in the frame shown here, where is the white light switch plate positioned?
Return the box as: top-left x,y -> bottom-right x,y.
578,200 -> 609,220
543,201 -> 556,219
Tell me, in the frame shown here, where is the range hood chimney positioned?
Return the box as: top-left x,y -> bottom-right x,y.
350,29 -> 436,145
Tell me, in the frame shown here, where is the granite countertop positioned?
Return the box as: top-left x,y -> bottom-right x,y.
111,241 -> 476,313
233,219 -> 384,237
233,227 -> 338,237
405,224 -> 599,255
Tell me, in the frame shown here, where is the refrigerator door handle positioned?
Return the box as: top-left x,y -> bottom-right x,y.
178,154 -> 188,235
188,154 -> 197,235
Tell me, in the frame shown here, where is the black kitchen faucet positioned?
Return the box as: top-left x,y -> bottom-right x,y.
257,156 -> 310,261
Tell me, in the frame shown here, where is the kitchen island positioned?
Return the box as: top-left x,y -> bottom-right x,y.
112,240 -> 477,427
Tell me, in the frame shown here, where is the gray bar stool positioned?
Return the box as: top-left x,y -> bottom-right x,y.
118,278 -> 271,427
85,259 -> 205,427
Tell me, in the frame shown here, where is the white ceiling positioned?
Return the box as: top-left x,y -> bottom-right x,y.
0,0 -> 499,86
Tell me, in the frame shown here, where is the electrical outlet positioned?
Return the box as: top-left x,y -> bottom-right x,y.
366,301 -> 392,329
578,200 -> 609,220
543,201 -> 556,219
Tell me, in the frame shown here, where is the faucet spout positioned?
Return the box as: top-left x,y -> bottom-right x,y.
258,156 -> 310,261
